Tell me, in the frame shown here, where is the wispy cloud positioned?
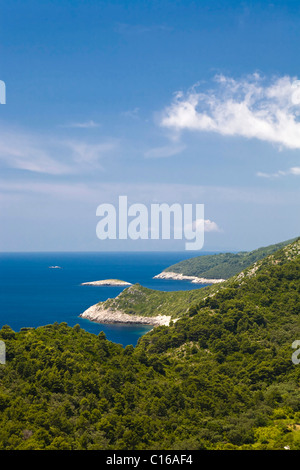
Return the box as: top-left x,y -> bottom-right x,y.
144,144 -> 186,159
257,166 -> 300,178
1,180 -> 299,208
0,127 -> 117,175
64,140 -> 117,168
121,107 -> 140,119
161,73 -> 300,150
0,131 -> 71,175
60,120 -> 101,129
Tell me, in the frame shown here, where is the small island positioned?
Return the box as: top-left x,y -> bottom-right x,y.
80,279 -> 132,286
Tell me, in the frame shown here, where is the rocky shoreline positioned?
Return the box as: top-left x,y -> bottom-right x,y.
81,279 -> 132,286
153,271 -> 225,284
80,303 -> 171,326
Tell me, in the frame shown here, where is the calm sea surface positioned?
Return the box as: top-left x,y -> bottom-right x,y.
0,252 -> 211,346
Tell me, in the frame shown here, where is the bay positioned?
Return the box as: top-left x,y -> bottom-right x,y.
0,251 -> 211,346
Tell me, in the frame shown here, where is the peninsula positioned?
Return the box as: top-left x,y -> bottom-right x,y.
153,238 -> 296,282
80,303 -> 171,326
153,271 -> 225,284
79,283 -> 209,328
81,279 -> 132,286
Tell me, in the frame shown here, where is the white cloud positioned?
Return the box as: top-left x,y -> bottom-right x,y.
200,219 -> 220,232
161,74 -> 300,150
185,218 -> 221,233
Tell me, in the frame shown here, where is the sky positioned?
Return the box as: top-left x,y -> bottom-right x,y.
0,0 -> 300,252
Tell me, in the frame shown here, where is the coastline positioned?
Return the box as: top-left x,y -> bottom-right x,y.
153,271 -> 225,284
80,303 -> 172,326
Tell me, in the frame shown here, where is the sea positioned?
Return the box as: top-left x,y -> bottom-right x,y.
0,252 -> 212,347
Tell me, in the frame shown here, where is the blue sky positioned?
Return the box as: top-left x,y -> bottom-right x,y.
0,0 -> 300,251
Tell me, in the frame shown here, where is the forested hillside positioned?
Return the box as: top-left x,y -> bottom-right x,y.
161,238 -> 296,279
0,238 -> 299,450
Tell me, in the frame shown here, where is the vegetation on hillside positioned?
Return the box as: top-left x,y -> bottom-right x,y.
0,238 -> 299,450
95,283 -> 211,319
162,238 -> 297,279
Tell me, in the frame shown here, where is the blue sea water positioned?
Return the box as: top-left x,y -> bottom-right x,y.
0,252 -> 211,347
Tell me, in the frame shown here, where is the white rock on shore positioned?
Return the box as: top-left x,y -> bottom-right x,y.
153,271 -> 225,284
81,279 -> 132,286
80,304 -> 171,326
